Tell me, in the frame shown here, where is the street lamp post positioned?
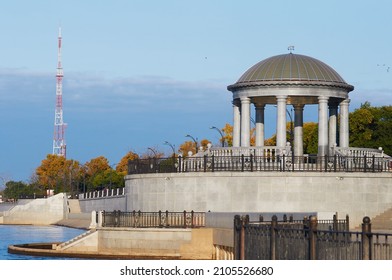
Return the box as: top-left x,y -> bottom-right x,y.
210,126 -> 225,147
185,134 -> 198,154
164,141 -> 176,157
148,147 -> 158,157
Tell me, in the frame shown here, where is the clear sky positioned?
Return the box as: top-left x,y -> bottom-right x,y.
0,0 -> 391,185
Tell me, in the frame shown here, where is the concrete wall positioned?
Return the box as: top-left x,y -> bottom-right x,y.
79,195 -> 127,213
60,227 -> 215,259
1,193 -> 67,225
125,172 -> 392,229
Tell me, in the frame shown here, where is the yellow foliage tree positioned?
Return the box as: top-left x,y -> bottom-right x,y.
116,151 -> 139,175
179,139 -> 211,156
84,156 -> 110,177
221,123 -> 233,147
35,154 -> 81,194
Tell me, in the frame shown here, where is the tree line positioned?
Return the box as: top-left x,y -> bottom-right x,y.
1,102 -> 390,201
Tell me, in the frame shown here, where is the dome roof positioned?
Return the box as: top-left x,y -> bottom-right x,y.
228,53 -> 354,91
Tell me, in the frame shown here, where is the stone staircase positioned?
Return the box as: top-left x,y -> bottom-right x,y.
55,229 -> 96,250
370,207 -> 392,230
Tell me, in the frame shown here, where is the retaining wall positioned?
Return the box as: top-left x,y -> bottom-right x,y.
125,171 -> 392,229
1,193 -> 67,225
79,195 -> 127,213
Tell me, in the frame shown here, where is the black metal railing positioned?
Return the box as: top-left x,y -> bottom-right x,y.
102,210 -> 205,228
234,215 -> 392,260
128,154 -> 392,175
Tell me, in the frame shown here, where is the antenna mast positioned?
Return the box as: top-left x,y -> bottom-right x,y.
52,27 -> 67,157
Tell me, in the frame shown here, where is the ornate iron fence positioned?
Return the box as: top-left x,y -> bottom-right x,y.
101,210 -> 205,228
234,215 -> 392,260
128,154 -> 392,175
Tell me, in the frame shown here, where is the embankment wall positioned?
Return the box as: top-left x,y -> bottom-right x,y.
125,171 -> 392,229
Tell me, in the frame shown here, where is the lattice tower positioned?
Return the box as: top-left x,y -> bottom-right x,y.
52,27 -> 67,157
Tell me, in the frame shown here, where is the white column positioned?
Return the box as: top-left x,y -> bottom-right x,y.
232,100 -> 241,147
318,96 -> 329,156
339,99 -> 350,148
329,104 -> 338,154
293,104 -> 304,157
255,104 -> 265,147
276,96 -> 287,149
240,97 -> 251,147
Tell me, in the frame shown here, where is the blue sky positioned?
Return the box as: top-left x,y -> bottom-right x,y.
0,0 -> 391,185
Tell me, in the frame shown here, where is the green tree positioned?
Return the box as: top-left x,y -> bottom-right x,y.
83,156 -> 111,191
2,181 -> 43,200
349,102 -> 392,155
303,122 -> 318,154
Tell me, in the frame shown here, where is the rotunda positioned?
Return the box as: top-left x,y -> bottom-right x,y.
227,52 -> 354,156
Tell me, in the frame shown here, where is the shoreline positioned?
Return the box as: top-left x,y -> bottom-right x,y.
8,243 -> 180,260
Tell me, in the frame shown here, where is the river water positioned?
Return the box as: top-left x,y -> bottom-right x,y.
0,224 -> 86,260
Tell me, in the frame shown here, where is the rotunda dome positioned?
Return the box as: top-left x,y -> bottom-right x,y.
228,53 -> 354,91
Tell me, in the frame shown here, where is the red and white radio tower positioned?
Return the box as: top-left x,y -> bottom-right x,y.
52,27 -> 67,157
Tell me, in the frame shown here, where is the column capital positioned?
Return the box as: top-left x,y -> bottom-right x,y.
318,96 -> 329,102
240,96 -> 251,103
340,98 -> 350,105
276,95 -> 288,102
254,103 -> 266,109
293,104 -> 305,111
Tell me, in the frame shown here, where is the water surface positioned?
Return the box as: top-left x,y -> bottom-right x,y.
0,224 -> 86,260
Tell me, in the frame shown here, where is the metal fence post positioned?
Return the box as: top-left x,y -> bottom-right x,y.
240,215 -> 249,260
324,155 -> 328,172
364,155 -> 367,172
372,155 -> 375,172
309,216 -> 318,260
234,215 -> 241,260
270,215 -> 277,260
362,216 -> 372,260
158,210 -> 162,227
241,154 -> 245,172
292,153 -> 295,171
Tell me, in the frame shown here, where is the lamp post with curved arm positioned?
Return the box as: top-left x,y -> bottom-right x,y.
164,141 -> 175,157
210,126 -> 225,147
185,134 -> 198,154
147,147 -> 157,158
